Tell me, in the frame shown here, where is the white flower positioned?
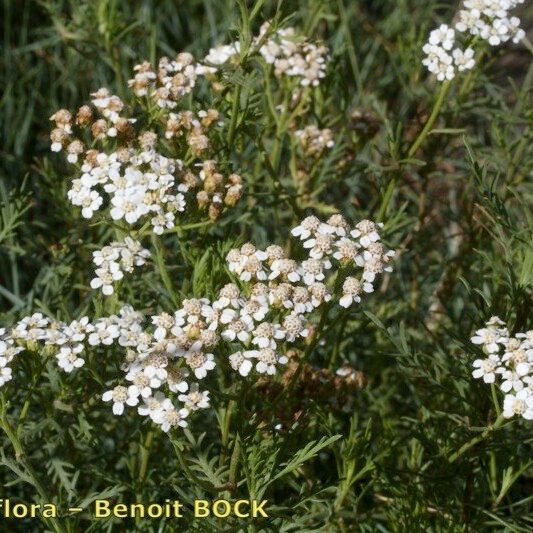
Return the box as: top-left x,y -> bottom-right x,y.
498,368 -> 526,393
471,326 -> 506,353
229,351 -> 254,377
291,216 -> 321,240
269,259 -> 301,283
429,24 -> 455,50
125,369 -> 154,398
303,233 -> 334,259
151,211 -> 175,235
252,348 -> 288,375
282,313 -> 309,342
102,385 -> 139,415
503,390 -> 533,420
167,368 -> 190,393
138,392 -> 169,421
350,220 -> 381,247
88,321 -> 119,346
481,18 -> 509,46
456,9 -> 481,34
508,16 -> 525,43
178,383 -> 210,410
0,366 -> 13,386
472,354 -> 500,383
221,313 -> 254,343
142,354 -> 169,387
252,322 -> 284,349
301,258 -> 329,285
185,352 -> 216,379
154,405 -> 189,432
339,277 -> 362,308
90,262 -> 124,295
56,344 -> 85,372
452,48 -> 475,71
79,189 -> 103,218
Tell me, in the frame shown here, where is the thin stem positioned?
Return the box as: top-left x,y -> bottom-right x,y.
151,234 -> 179,306
448,414 -> 506,463
227,84 -> 242,147
138,430 -> 154,488
407,80 -> 451,159
228,435 -> 241,490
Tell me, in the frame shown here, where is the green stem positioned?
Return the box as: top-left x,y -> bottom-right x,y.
228,435 -> 241,490
138,430 -> 154,487
407,79 -> 451,159
448,414 -> 506,463
151,234 -> 179,306
227,84 -> 242,147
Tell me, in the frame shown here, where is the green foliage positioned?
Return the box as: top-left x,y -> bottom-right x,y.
1,0 -> 532,531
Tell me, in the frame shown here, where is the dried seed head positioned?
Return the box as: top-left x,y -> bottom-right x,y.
91,119 -> 108,139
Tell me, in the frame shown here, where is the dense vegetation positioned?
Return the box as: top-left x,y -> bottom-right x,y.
0,1 -> 532,531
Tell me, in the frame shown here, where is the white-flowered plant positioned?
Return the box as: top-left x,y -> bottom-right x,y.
470,316 -> 533,420
422,1 -> 525,81
50,54 -> 244,282
90,238 -> 150,295
199,22 -> 330,91
0,215 -> 395,433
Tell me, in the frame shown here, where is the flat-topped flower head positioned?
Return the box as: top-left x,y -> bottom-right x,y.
425,0 -> 524,80
1,215 -> 396,434
469,318 -> 533,420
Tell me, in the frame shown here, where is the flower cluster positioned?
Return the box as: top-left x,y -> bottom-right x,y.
128,53 -> 205,109
457,0 -> 525,45
53,110 -> 242,230
0,216 -> 395,433
256,23 -> 329,88
50,57 -> 244,237
200,23 -> 329,89
0,328 -> 23,386
4,310 -> 133,375
294,125 -> 334,157
90,238 -> 150,295
470,317 -> 533,420
422,1 -> 525,81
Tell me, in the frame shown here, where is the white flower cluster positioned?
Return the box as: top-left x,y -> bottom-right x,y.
471,316 -> 533,420
294,125 -> 334,157
0,328 -> 24,386
457,0 -> 525,45
90,238 -> 150,296
0,306 -> 206,432
256,23 -> 329,87
422,1 -> 525,81
67,148 -> 186,230
201,22 -> 329,89
128,53 -> 204,109
2,310 -> 128,376
97,215 -> 393,426
0,216 -> 395,433
50,82 -> 242,229
203,42 -> 241,68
